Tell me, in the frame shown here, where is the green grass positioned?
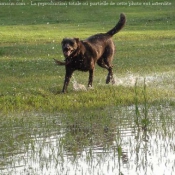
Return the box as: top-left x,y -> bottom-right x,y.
0,0 -> 175,114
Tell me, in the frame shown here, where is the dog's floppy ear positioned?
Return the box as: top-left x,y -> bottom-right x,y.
74,38 -> 80,44
74,38 -> 81,48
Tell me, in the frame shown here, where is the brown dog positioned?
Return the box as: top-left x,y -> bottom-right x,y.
54,13 -> 126,93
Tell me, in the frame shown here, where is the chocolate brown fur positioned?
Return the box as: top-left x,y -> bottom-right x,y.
54,13 -> 126,93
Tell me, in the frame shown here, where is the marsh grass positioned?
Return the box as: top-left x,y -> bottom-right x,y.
134,79 -> 140,126
134,77 -> 151,130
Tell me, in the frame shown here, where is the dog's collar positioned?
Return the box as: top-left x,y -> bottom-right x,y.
70,46 -> 80,57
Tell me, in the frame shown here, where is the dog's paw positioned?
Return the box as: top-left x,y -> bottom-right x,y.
106,75 -> 111,84
106,75 -> 116,85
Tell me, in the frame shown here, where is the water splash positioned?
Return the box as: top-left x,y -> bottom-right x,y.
113,74 -> 138,86
113,72 -> 175,90
72,76 -> 87,91
71,72 -> 175,91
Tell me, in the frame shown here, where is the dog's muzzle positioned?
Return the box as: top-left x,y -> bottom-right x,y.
63,47 -> 74,57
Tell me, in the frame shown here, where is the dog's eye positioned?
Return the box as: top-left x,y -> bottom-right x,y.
69,41 -> 74,46
64,47 -> 73,52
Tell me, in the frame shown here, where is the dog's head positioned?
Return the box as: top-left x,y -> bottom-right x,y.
61,38 -> 80,57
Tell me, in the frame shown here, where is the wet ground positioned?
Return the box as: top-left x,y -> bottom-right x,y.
1,72 -> 175,175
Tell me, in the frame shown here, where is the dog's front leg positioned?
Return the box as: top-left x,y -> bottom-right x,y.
62,68 -> 74,93
88,69 -> 94,87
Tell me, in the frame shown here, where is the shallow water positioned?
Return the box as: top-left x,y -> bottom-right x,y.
1,105 -> 175,175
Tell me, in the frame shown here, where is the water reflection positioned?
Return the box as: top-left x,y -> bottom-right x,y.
0,105 -> 175,175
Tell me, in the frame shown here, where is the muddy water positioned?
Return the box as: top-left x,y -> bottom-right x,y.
0,104 -> 175,175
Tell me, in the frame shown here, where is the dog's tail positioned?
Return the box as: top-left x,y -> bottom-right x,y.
106,13 -> 126,36
53,58 -> 66,66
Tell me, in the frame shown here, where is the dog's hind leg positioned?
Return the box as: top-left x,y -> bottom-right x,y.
97,58 -> 115,84
104,44 -> 115,84
97,58 -> 109,69
97,59 -> 115,84
106,66 -> 115,84
97,54 -> 115,85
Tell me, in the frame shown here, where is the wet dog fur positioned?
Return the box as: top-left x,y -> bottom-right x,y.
54,13 -> 126,93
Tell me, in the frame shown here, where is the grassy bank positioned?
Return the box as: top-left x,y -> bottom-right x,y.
0,0 -> 175,114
